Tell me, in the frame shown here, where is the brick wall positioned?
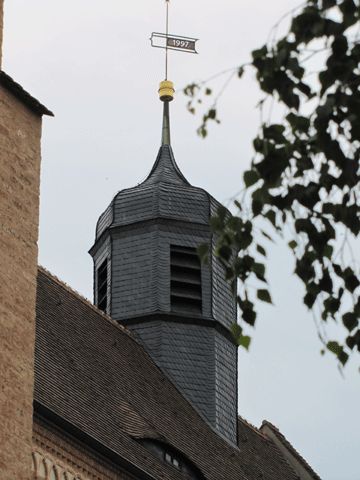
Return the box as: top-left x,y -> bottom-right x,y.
0,1 -> 3,67
33,418 -> 135,480
0,85 -> 42,479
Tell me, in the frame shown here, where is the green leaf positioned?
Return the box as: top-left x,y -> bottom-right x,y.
338,350 -> 349,366
344,268 -> 360,293
323,0 -> 336,8
217,245 -> 232,262
261,230 -> 274,243
253,137 -> 265,152
239,298 -> 257,326
208,109 -> 216,120
265,210 -> 277,227
327,341 -> 341,355
197,244 -> 209,264
286,112 -> 310,133
236,230 -> 253,250
343,313 -> 359,332
323,244 -> 333,259
263,124 -> 286,143
257,289 -> 272,304
239,335 -> 252,350
231,323 -> 243,342
319,269 -> 333,294
217,205 -> 228,221
252,45 -> 267,60
197,125 -> 208,138
327,341 -> 348,365
253,262 -> 266,282
234,200 -> 242,211
244,169 -> 260,187
243,308 -> 256,326
288,240 -> 297,250
323,296 -> 340,317
304,291 -> 317,309
256,244 -> 267,257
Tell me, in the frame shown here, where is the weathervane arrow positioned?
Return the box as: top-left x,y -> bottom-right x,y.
150,0 -> 199,81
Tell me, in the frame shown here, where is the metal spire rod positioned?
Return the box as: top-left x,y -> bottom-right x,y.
162,100 -> 171,145
165,0 -> 170,80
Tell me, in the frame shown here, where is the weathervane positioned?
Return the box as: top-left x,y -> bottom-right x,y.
151,0 -> 198,81
151,1 -> 198,144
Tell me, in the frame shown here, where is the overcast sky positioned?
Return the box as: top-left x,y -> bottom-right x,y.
3,1 -> 359,479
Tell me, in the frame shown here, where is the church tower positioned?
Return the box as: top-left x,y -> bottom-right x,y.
90,80 -> 238,444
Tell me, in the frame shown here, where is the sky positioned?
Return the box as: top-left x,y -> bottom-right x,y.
3,1 -> 359,479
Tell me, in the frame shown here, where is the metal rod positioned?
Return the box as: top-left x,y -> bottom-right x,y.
162,101 -> 171,145
165,0 -> 169,79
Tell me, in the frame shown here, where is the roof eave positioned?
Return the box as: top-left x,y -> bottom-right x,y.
0,70 -> 54,117
34,401 -> 158,480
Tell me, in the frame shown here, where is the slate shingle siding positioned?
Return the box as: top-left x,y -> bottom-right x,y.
130,320 -> 162,361
210,197 -> 237,330
90,145 -> 238,444
96,203 -> 114,238
111,230 -> 158,317
114,186 -> 158,225
132,322 -> 216,425
214,332 -> 238,443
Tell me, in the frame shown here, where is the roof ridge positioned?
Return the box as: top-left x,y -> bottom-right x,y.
261,421 -> 322,480
237,415 -> 268,440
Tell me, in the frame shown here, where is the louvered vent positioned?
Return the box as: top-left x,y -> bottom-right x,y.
97,259 -> 108,313
170,245 -> 202,314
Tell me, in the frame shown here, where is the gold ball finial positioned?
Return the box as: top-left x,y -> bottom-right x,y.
159,80 -> 175,102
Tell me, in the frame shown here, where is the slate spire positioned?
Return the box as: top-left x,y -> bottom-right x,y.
140,79 -> 190,187
90,78 -> 238,445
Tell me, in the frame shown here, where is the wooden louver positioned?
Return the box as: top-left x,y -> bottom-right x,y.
170,245 -> 202,314
97,259 -> 108,313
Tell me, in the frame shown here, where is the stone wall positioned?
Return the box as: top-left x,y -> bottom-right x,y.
0,84 -> 42,479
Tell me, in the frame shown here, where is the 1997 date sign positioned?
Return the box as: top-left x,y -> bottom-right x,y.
151,32 -> 198,54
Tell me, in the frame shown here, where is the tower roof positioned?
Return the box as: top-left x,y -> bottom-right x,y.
92,90 -> 216,242
141,144 -> 190,186
93,142 -> 213,242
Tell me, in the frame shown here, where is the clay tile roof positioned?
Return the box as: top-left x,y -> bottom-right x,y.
34,267 -> 301,480
261,421 -> 321,480
237,416 -> 303,480
0,70 -> 54,116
